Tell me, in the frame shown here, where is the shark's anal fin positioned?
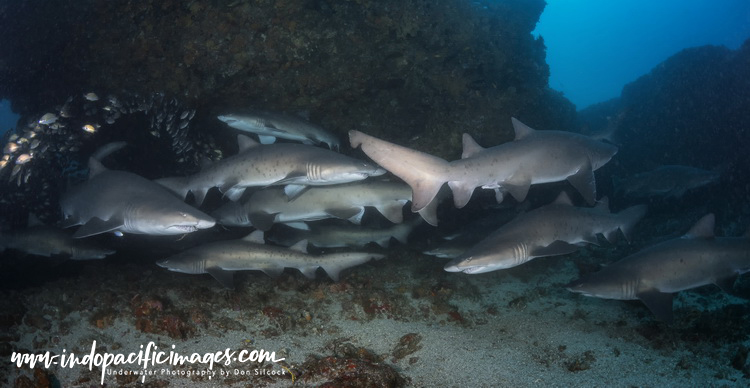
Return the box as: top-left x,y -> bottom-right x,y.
636,289 -> 674,323
73,217 -> 122,238
206,267 -> 236,289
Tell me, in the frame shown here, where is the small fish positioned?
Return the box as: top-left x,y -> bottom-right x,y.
82,124 -> 97,133
38,113 -> 58,125
15,154 -> 32,164
83,92 -> 99,101
4,142 -> 19,154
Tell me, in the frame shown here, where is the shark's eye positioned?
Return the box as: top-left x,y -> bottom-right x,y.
180,212 -> 188,218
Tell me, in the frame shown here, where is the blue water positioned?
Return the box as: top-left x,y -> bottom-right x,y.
0,99 -> 19,135
534,0 -> 750,109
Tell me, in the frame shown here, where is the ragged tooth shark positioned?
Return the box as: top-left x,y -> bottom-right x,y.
60,158 -> 216,238
566,213 -> 750,323
0,215 -> 115,260
268,218 -> 421,248
444,192 -> 646,274
156,230 -> 385,289
218,110 -> 340,151
157,135 -> 384,205
349,117 -> 617,212
613,165 -> 721,199
212,179 -> 439,231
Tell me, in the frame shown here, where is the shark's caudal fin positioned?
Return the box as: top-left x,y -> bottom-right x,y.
349,130 -> 450,212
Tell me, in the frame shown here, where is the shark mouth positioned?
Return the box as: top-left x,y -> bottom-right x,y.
170,225 -> 199,232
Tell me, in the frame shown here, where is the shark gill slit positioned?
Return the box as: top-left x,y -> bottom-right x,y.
306,162 -> 321,181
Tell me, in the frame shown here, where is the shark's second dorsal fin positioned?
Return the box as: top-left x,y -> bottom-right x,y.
243,230 -> 266,244
290,239 -> 308,253
552,192 -> 574,206
87,157 -> 108,178
684,213 -> 715,239
237,134 -> 260,153
461,134 -> 485,159
511,117 -> 535,140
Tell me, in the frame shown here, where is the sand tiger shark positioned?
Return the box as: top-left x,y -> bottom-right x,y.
212,179 -> 439,230
156,230 -> 385,288
613,165 -> 720,199
444,192 -> 646,273
60,158 -> 216,238
0,215 -> 115,260
349,117 -> 617,211
157,135 -> 384,205
218,110 -> 340,150
566,213 -> 750,322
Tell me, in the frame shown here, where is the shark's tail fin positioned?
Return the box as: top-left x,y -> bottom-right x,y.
318,252 -> 385,281
616,204 -> 647,243
349,130 -> 450,212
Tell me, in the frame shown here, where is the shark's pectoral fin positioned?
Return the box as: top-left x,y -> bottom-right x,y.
637,289 -> 674,323
248,212 -> 277,231
375,202 -> 405,224
448,181 -> 475,209
283,184 -> 309,200
223,187 -> 245,202
715,275 -> 739,295
567,160 -> 597,205
285,222 -> 310,230
74,217 -> 122,238
257,134 -> 277,144
326,207 -> 364,222
206,267 -> 236,289
529,240 -> 580,257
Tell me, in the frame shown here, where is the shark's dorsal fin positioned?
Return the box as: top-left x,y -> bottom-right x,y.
257,135 -> 277,144
237,134 -> 260,152
511,117 -> 535,140
243,230 -> 266,244
289,239 -> 308,253
461,133 -> 485,159
248,211 -> 277,231
87,157 -> 108,178
684,213 -> 715,239
552,192 -> 574,206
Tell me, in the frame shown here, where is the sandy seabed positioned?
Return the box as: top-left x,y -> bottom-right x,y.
3,245 -> 749,387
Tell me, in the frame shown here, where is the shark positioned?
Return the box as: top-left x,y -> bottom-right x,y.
60,158 -> 216,238
156,230 -> 385,288
218,110 -> 340,150
349,117 -> 617,212
613,165 -> 720,199
566,213 -> 750,322
157,135 -> 384,205
0,215 -> 115,260
212,179 -> 439,230
444,192 -> 646,274
267,218 -> 421,248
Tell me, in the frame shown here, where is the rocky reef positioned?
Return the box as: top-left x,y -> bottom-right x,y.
579,39 -> 750,220
1,0 -> 574,159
